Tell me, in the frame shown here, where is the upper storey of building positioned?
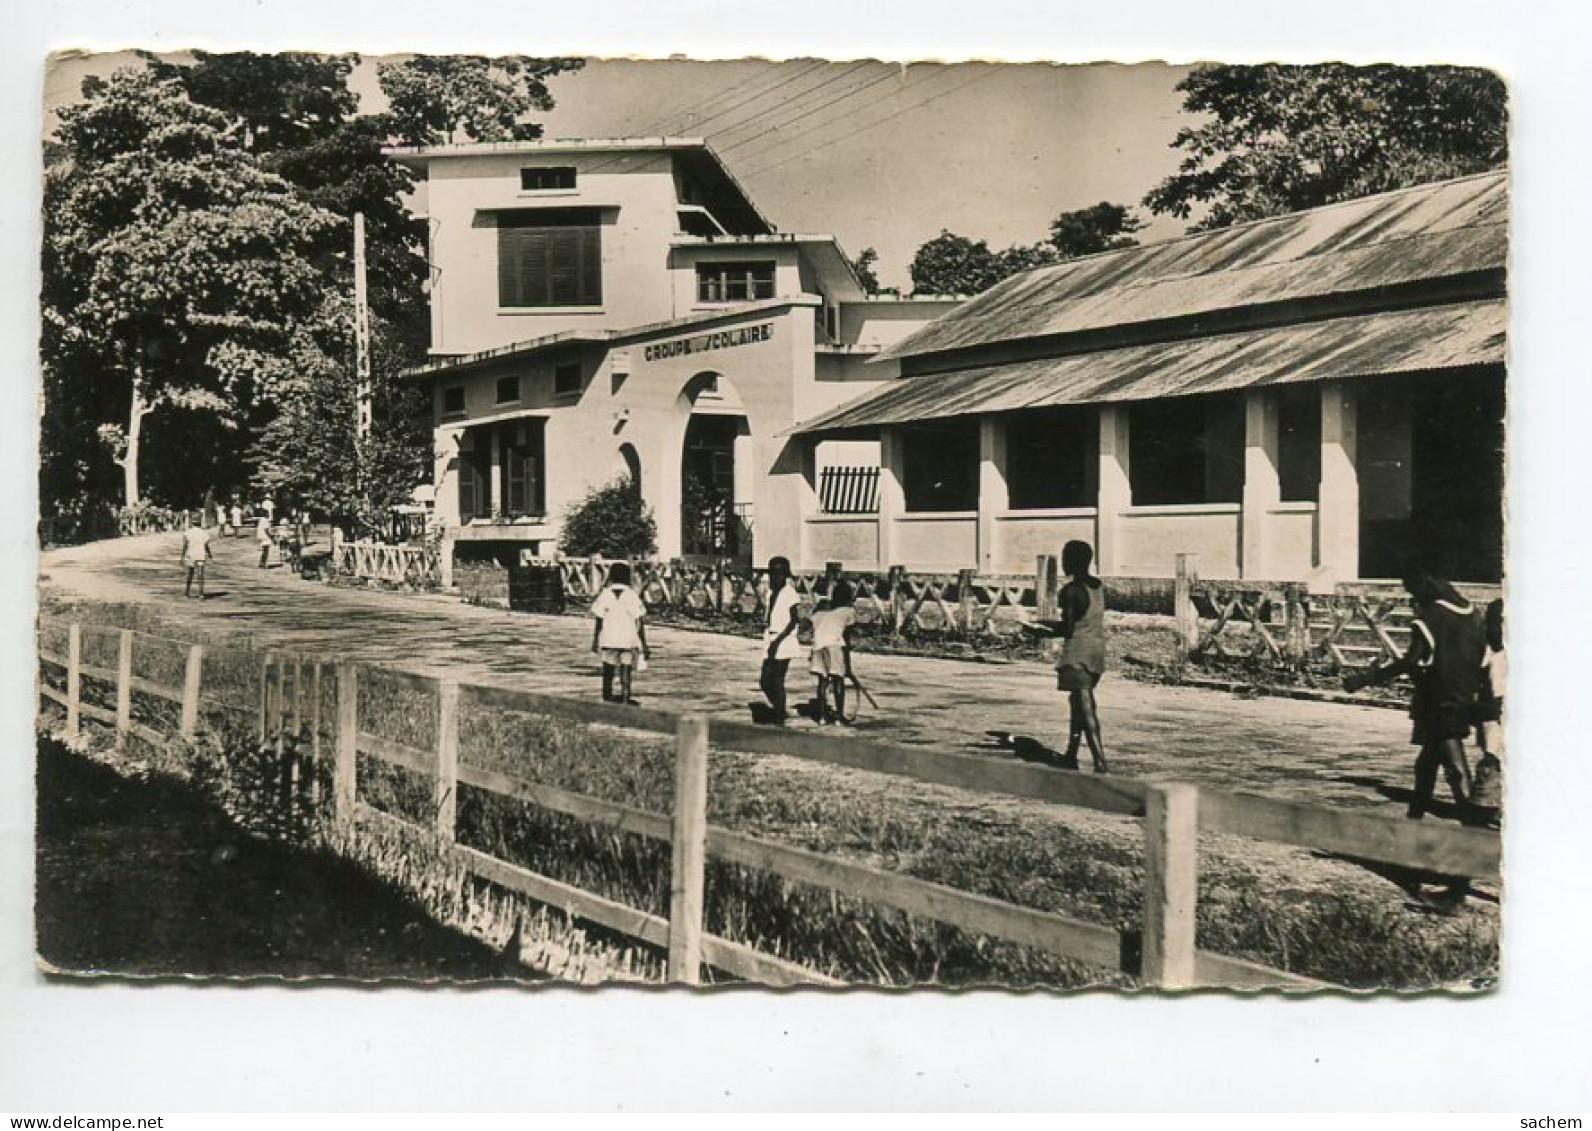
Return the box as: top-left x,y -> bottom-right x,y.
387,138 -> 922,358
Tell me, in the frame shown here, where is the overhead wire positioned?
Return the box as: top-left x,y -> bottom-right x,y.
712,64 -> 905,159
738,66 -> 1002,180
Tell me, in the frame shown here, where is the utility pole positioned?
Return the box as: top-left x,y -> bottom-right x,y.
353,211 -> 373,521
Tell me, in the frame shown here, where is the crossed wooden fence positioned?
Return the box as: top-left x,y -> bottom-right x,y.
36,616 -> 1502,989
556,556 -> 1059,637
336,540 -> 442,589
1173,555 -> 1500,671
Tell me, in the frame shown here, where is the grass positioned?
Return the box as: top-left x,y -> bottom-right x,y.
34,596 -> 1484,991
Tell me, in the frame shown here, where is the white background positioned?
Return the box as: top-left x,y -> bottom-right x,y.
3,0 -> 1590,1113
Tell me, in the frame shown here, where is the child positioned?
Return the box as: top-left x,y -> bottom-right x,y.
256,513 -> 274,568
590,562 -> 650,704
1025,540 -> 1110,773
180,510 -> 212,599
1344,570 -> 1486,822
1470,598 -> 1505,823
808,580 -> 858,725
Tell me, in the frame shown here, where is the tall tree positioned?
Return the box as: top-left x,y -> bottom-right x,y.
849,246 -> 883,295
1145,64 -> 1508,231
378,55 -> 585,146
1048,201 -> 1143,257
908,231 -> 1006,296
44,68 -> 338,506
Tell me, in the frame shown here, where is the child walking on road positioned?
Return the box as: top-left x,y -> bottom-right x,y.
809,580 -> 858,725
758,556 -> 803,725
1470,598 -> 1506,824
1345,570 -> 1486,822
180,511 -> 212,600
591,563 -> 650,705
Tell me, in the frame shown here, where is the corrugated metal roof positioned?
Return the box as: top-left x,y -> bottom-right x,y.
879,172 -> 1507,363
793,299 -> 1505,434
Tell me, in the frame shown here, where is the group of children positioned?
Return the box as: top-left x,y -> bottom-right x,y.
588,555 -> 865,724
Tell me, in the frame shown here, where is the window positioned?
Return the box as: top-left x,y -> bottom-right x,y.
1129,394 -> 1245,506
1006,407 -> 1097,509
457,432 -> 490,521
441,386 -> 466,416
502,419 -> 547,517
498,209 -> 603,308
901,420 -> 979,512
696,261 -> 776,303
1276,385 -> 1322,502
521,166 -> 576,191
553,363 -> 582,397
494,375 -> 519,405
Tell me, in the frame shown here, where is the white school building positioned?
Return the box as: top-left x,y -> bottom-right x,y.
391,138 -> 957,582
398,140 -> 1505,590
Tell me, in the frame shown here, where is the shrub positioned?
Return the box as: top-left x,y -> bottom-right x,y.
558,477 -> 657,559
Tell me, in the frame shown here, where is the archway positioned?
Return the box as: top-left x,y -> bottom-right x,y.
677,371 -> 753,565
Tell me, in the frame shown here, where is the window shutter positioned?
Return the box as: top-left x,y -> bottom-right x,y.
506,438 -> 527,515
458,445 -> 479,522
498,210 -> 603,307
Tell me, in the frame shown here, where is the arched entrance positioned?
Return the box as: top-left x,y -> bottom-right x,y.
678,371 -> 753,565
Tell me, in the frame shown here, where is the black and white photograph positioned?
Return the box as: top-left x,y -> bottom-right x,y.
32,50 -> 1513,993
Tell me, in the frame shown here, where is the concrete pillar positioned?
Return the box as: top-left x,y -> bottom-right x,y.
1241,390 -> 1281,580
488,427 -> 503,520
977,416 -> 1008,574
1318,381 -> 1359,583
796,440 -> 819,570
1096,405 -> 1131,577
877,427 -> 905,570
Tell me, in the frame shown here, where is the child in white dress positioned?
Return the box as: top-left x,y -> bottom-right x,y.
591,562 -> 650,704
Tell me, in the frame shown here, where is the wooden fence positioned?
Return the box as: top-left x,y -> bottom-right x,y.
1173,554 -> 1502,671
336,540 -> 442,589
556,556 -> 1059,636
36,617 -> 1502,990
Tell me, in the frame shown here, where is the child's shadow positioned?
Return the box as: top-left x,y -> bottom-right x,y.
979,730 -> 1077,770
1332,774 -> 1469,823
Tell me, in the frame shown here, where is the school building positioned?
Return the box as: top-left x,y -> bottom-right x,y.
793,170 -> 1508,587
389,138 -> 958,582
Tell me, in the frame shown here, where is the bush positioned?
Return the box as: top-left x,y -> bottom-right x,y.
558,478 -> 658,559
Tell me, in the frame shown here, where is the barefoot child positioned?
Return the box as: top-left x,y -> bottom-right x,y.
809,580 -> 857,724
1344,570 -> 1486,822
591,562 -> 650,704
180,511 -> 213,600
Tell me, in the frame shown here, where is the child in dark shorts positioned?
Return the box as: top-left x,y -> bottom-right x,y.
1029,540 -> 1110,774
1345,570 -> 1486,822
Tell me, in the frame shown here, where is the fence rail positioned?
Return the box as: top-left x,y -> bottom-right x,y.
1173,554 -> 1502,672
336,540 -> 442,588
36,616 -> 1500,989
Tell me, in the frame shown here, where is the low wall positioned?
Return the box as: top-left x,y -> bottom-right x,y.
993,509 -> 1098,573
1261,504 -> 1318,578
804,515 -> 879,571
1118,505 -> 1242,579
893,513 -> 977,570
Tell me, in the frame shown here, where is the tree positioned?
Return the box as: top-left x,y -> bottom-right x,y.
44,68 -> 339,507
1048,201 -> 1143,257
559,478 -> 658,559
849,247 -> 883,295
378,55 -> 586,147
908,231 -> 1005,295
1145,64 -> 1508,230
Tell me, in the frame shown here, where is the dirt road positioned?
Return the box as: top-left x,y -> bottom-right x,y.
39,532 -> 1420,813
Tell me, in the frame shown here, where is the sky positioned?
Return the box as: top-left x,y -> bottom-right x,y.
45,52 -> 1194,291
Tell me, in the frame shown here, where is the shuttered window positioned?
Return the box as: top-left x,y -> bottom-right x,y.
457,434 -> 491,522
497,209 -> 603,308
503,419 -> 547,517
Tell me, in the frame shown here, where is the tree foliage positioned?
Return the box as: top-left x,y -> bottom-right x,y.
559,478 -> 658,559
908,200 -> 1143,295
849,246 -> 885,295
377,55 -> 585,146
1048,201 -> 1143,256
43,68 -> 339,508
1145,64 -> 1508,230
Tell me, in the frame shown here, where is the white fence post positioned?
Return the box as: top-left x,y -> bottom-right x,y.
115,629 -> 133,743
180,644 -> 204,742
335,664 -> 359,821
434,677 -> 460,842
668,713 -> 710,984
1142,783 -> 1200,988
66,624 -> 81,738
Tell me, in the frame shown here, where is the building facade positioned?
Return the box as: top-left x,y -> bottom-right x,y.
392,139 -> 958,580
794,172 -> 1508,587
